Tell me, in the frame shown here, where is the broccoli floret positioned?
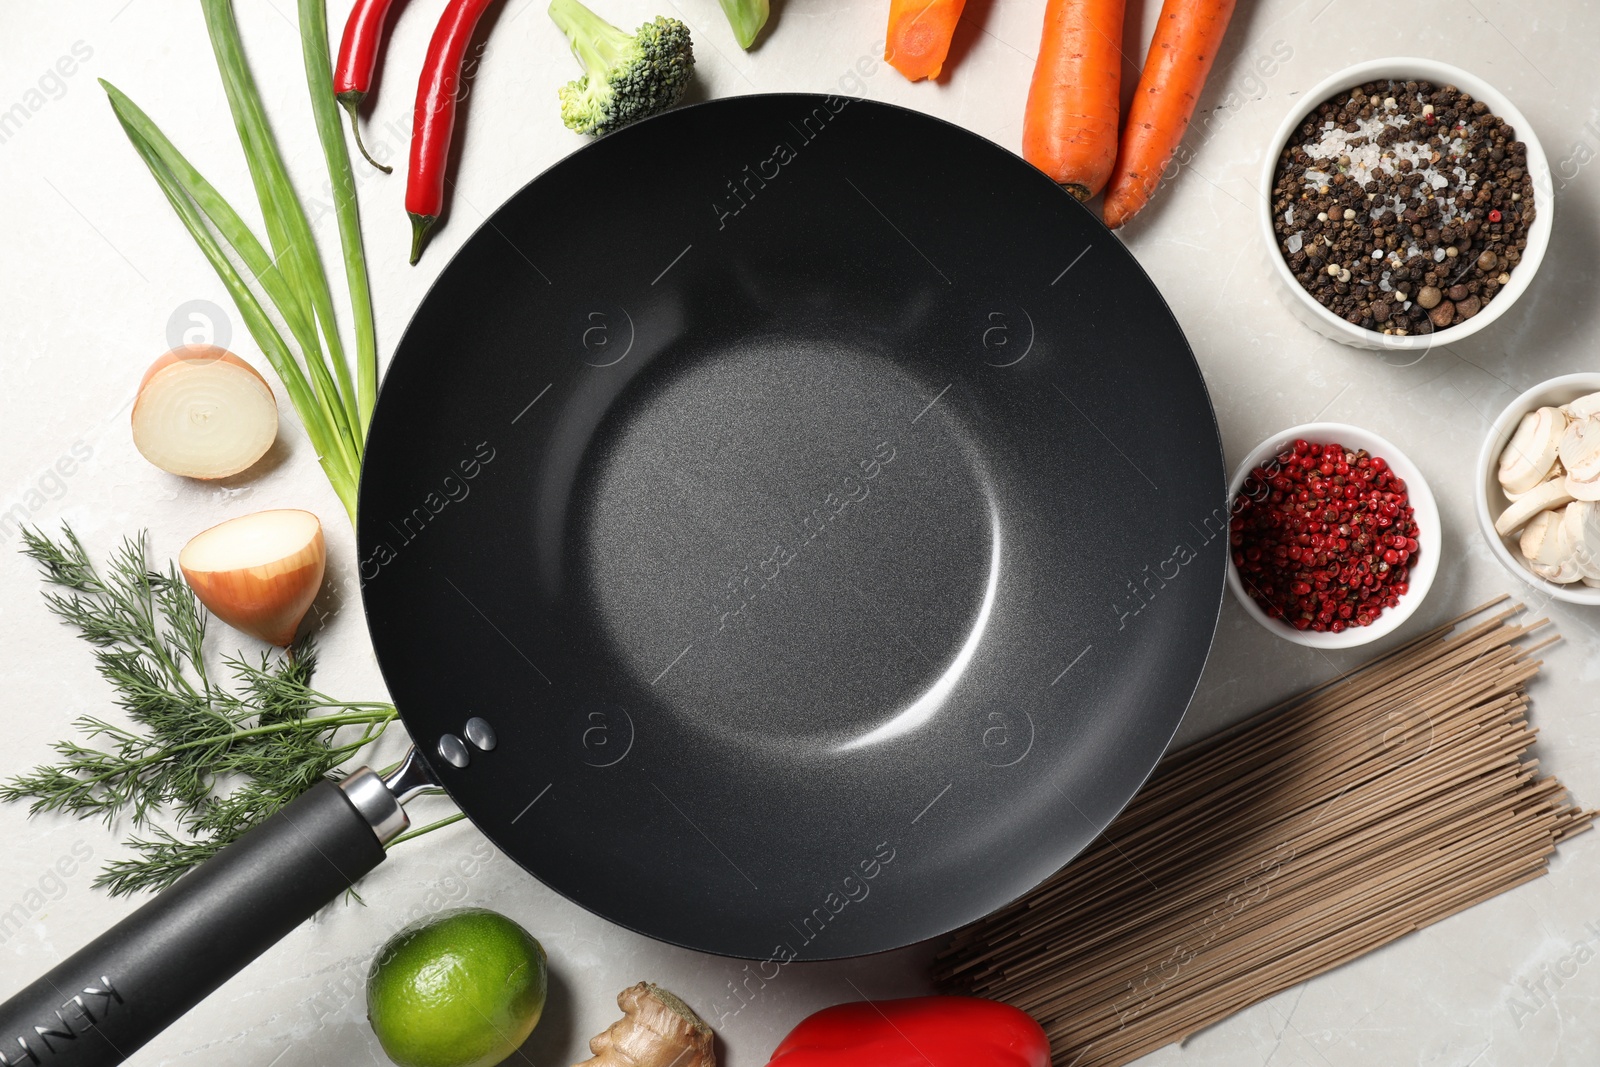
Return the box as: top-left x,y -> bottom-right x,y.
549,0 -> 695,137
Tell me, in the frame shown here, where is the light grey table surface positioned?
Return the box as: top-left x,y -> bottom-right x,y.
3,0 -> 1599,1064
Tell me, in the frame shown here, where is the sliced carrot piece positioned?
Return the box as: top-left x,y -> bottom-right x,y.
885,0 -> 968,82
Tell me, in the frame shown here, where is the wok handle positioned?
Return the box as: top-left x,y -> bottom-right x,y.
0,774 -> 398,1067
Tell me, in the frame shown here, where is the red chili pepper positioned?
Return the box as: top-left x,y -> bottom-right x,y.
406,0 -> 500,265
334,0 -> 402,174
765,996 -> 1051,1067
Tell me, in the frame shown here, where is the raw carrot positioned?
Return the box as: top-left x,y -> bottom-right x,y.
885,0 -> 967,82
1101,0 -> 1236,228
1022,0 -> 1127,200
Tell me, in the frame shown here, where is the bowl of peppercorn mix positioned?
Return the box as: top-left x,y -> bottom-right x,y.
1227,422 -> 1440,649
1261,58 -> 1552,352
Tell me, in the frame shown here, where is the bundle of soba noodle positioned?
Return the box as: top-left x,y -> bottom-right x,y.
935,600 -> 1591,1066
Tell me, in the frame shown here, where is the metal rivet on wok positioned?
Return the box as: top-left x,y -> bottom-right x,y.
464,716 -> 497,751
437,733 -> 470,768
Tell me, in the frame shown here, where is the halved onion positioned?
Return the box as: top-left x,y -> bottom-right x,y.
133,345 -> 277,480
180,509 -> 326,646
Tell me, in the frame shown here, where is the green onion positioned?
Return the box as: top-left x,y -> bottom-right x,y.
298,0 -> 379,435
101,0 -> 379,523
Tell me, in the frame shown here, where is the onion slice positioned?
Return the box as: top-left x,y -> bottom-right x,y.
133,345 -> 278,480
180,509 -> 326,646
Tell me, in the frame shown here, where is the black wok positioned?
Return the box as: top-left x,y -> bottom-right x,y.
0,94 -> 1224,1065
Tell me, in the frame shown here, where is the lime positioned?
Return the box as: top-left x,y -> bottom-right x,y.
366,907 -> 548,1067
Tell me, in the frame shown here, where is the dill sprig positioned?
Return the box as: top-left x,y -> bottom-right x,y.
1,527 -> 407,896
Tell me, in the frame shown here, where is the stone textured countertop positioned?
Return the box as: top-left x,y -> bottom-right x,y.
2,0 -> 1598,1063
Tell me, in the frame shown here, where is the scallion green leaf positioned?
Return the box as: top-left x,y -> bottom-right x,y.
103,0 -> 379,523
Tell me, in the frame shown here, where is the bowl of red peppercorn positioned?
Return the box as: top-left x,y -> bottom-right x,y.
1261,57 -> 1552,353
1227,423 -> 1440,648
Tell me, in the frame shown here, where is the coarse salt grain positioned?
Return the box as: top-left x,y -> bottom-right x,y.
1296,112 -> 1476,229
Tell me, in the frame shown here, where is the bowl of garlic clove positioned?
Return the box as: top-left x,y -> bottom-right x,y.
1476,373 -> 1600,605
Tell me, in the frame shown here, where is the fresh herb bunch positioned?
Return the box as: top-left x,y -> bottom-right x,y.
0,528 -> 428,897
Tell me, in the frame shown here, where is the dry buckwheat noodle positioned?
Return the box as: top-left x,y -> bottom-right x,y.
933,599 -> 1591,1066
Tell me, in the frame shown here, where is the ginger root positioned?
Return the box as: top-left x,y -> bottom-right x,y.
576,982 -> 716,1067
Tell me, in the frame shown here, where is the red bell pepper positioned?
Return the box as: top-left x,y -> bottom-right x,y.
765,996 -> 1050,1067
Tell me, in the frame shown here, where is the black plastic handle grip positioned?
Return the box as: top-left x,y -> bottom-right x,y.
0,781 -> 386,1067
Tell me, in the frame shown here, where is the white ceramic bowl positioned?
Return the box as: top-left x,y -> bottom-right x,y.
1227,423 -> 1441,648
1475,373 -> 1600,606
1259,57 -> 1553,353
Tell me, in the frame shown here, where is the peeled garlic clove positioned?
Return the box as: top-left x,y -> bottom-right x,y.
1561,415 -> 1600,500
1496,477 -> 1575,537
1561,391 -> 1600,421
1584,576 -> 1600,589
1499,407 -> 1565,494
1521,509 -> 1562,565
